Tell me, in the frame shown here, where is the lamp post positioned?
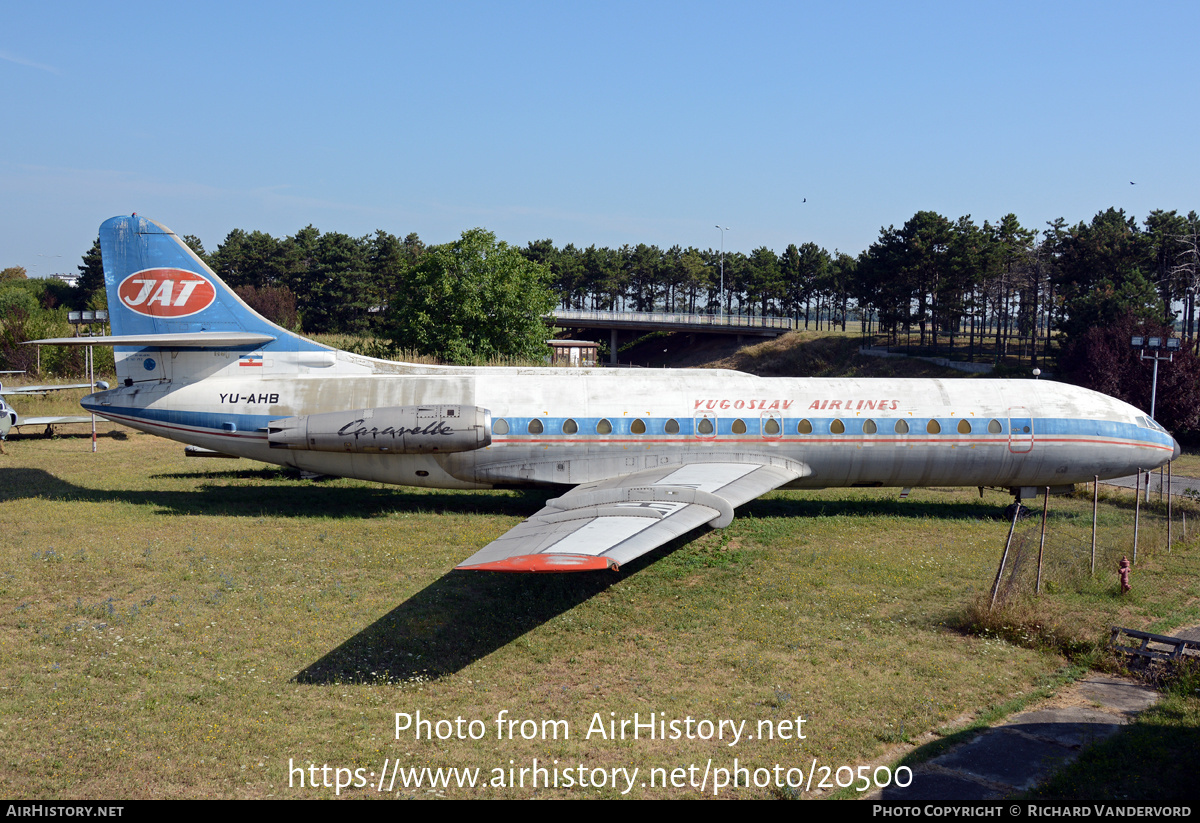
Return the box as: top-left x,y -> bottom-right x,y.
69,309 -> 109,453
1131,334 -> 1180,500
1131,334 -> 1180,421
715,225 -> 729,318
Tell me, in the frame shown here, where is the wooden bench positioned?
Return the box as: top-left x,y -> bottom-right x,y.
1110,626 -> 1200,660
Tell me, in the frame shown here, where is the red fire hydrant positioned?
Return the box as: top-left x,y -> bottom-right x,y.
1118,555 -> 1132,595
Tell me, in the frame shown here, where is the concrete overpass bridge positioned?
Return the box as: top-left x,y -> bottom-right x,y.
549,309 -> 795,364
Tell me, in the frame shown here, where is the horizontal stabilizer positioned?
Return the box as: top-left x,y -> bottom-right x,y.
0,382 -> 106,395
13,416 -> 92,427
25,332 -> 277,348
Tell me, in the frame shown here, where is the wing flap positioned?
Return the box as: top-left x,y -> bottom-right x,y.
456,460 -> 806,573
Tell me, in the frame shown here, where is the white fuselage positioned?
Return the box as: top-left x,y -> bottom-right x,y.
84,347 -> 1178,496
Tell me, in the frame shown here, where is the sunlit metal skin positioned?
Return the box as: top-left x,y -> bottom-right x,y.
267,405 -> 491,454
32,216 -> 1180,573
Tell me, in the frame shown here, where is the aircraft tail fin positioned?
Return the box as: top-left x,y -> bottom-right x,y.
98,215 -> 329,382
101,215 -> 290,339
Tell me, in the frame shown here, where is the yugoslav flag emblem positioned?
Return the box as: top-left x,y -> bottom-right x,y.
118,268 -> 217,318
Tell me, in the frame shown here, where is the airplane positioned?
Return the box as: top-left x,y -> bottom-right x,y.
28,215 -> 1180,572
0,379 -> 109,439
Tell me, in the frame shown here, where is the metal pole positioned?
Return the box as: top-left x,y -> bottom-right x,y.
1092,475 -> 1099,575
1168,460 -> 1173,551
1036,488 -> 1049,595
1134,469 -> 1142,564
1150,355 -> 1160,420
89,343 -> 96,453
990,503 -> 1022,611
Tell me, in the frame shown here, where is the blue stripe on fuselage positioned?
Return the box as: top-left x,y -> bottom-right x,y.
87,401 -> 1172,452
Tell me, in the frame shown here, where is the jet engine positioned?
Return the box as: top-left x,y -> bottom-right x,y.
267,404 -> 491,454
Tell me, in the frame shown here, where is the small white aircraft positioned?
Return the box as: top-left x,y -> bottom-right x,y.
0,379 -> 108,439
30,216 -> 1179,571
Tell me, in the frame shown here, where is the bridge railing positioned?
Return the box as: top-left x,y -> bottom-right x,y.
550,309 -> 795,330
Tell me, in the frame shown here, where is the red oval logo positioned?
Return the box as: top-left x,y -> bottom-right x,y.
118,269 -> 216,318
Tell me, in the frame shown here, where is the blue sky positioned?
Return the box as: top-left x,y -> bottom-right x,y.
3,1 -> 1198,277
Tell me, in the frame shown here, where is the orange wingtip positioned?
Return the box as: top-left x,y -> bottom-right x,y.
457,554 -> 619,573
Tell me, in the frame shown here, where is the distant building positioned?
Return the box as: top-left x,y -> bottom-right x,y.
547,339 -> 598,367
50,273 -> 80,288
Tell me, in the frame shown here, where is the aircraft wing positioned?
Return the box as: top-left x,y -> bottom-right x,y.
0,383 -> 101,395
13,415 -> 93,427
456,460 -> 808,572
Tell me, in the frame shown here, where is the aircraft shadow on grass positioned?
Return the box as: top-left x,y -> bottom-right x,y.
291,494 -> 1055,684
294,557 -> 651,684
0,466 -> 556,519
4,466 -> 1034,683
1,466 -> 1019,523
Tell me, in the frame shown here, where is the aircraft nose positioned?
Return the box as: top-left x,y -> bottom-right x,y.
1173,437 -> 1182,462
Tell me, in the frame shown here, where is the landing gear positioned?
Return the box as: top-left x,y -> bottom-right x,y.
1004,502 -> 1031,521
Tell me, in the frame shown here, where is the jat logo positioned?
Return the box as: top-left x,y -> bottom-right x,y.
118,269 -> 216,318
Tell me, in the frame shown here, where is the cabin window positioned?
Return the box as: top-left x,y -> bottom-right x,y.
830,419 -> 845,434
797,419 -> 813,434
927,420 -> 941,434
596,418 -> 613,434
493,418 -> 509,434
988,419 -> 1002,434
665,418 -> 680,434
895,420 -> 909,434
732,419 -> 747,434
696,417 -> 714,435
631,418 -> 646,434
562,418 -> 578,434
763,417 -> 781,435
863,419 -> 877,434
527,419 -> 544,434
957,419 -> 971,434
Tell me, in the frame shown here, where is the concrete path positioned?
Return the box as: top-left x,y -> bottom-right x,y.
1102,470 -> 1200,499
871,675 -> 1161,800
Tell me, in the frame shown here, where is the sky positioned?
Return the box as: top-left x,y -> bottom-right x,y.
3,0 -> 1198,278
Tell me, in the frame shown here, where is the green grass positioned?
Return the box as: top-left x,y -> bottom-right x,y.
1,432 -> 1198,798
1024,660 -> 1200,802
1168,449 -> 1200,479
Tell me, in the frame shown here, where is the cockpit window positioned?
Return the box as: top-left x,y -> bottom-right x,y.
1137,416 -> 1166,432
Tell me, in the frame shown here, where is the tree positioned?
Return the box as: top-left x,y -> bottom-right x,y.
77,239 -> 104,304
1058,312 -> 1200,442
0,266 -> 27,282
1171,212 -> 1200,346
234,285 -> 299,329
300,231 -> 373,334
1054,208 -> 1153,341
385,228 -> 555,364
182,235 -> 210,267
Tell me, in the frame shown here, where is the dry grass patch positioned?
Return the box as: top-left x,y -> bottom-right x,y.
2,437 -> 1199,798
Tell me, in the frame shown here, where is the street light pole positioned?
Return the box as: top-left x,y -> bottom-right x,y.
1131,334 -> 1180,501
715,225 -> 729,318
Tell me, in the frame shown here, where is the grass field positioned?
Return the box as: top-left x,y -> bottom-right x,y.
3,415 -> 1198,799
